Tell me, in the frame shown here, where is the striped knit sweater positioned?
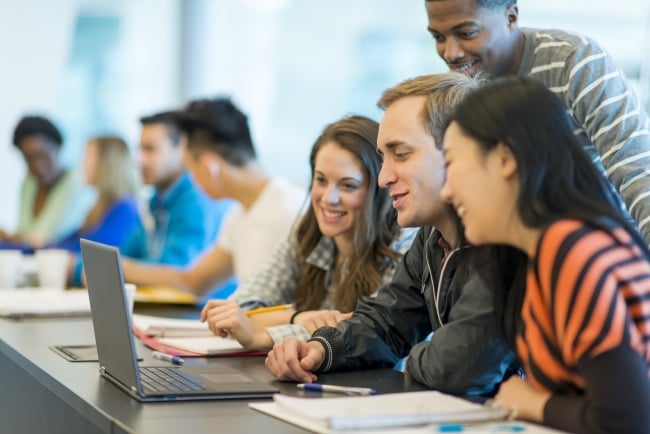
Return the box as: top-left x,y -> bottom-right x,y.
520,219 -> 650,433
519,28 -> 650,245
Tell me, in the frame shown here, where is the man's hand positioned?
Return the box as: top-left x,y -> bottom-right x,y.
265,337 -> 325,383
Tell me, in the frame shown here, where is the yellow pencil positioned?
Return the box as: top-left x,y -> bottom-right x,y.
245,303 -> 293,316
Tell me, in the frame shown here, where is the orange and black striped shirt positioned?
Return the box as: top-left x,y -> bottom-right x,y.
518,219 -> 650,433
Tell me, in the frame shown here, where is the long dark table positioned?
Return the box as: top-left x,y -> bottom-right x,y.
0,303 -> 428,433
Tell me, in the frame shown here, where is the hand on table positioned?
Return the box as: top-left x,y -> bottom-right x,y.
493,375 -> 551,422
265,337 -> 324,383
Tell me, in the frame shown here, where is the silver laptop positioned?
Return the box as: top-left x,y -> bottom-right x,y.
80,239 -> 277,401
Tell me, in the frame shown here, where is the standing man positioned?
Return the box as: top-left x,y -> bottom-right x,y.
425,0 -> 650,244
122,98 -> 306,301
265,74 -> 520,397
121,111 -> 236,298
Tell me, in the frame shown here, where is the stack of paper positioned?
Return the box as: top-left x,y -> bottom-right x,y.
249,391 -> 566,433
0,288 -> 90,318
131,314 -> 265,357
156,336 -> 249,356
131,314 -> 213,337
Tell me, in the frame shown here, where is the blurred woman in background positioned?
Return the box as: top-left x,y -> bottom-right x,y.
0,115 -> 95,246
55,136 -> 142,286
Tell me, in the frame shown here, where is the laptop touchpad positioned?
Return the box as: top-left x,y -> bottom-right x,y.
199,373 -> 253,383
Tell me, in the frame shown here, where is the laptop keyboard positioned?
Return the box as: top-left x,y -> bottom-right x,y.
140,367 -> 206,392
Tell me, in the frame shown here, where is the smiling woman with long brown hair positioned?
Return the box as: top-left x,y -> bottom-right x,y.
200,115 -> 416,350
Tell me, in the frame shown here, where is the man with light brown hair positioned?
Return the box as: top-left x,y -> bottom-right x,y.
265,73 -> 520,397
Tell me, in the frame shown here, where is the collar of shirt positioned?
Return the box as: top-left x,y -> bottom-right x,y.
305,236 -> 336,271
149,171 -> 191,213
437,235 -> 457,268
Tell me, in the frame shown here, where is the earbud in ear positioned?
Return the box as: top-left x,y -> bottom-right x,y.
208,162 -> 219,177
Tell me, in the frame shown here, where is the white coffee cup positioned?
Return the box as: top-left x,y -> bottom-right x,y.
35,249 -> 70,290
124,283 -> 137,316
0,250 -> 23,289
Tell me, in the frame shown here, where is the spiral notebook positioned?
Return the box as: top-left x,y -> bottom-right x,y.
250,392 -> 565,433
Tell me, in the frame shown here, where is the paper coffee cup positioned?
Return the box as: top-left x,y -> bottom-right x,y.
0,250 -> 23,289
35,249 -> 70,290
124,283 -> 137,316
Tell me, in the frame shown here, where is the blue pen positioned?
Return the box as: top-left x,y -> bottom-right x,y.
297,383 -> 377,395
151,351 -> 185,365
490,424 -> 527,432
437,423 -> 527,432
438,424 -> 464,432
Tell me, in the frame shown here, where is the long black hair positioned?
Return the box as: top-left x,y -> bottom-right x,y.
450,76 -> 649,346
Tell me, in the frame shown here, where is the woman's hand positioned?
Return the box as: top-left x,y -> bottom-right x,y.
200,300 -> 260,348
293,309 -> 353,334
494,376 -> 551,422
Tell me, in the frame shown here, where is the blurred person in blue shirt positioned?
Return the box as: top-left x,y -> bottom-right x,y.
120,111 -> 237,299
122,98 -> 305,303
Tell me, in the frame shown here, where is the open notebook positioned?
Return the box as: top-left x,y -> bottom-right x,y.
0,288 -> 90,318
132,314 -> 265,357
249,391 -> 566,433
132,314 -> 214,337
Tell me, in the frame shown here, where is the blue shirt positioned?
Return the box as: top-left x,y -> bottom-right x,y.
54,196 -> 143,286
55,196 -> 142,254
121,172 -> 237,298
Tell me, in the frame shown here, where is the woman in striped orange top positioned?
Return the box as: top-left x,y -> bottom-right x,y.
440,76 -> 650,434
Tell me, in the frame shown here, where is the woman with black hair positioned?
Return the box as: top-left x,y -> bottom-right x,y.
441,76 -> 650,433
1,115 -> 95,246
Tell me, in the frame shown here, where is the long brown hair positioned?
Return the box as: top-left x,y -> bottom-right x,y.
82,136 -> 139,231
294,115 -> 401,312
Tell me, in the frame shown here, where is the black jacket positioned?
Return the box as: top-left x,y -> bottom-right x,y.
311,226 -> 518,396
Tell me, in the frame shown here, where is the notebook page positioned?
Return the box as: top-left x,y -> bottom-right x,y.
272,391 -> 506,430
156,335 -> 246,355
131,314 -> 213,337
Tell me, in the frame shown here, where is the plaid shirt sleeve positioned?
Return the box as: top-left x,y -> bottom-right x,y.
380,227 -> 418,287
266,324 -> 312,344
230,237 -> 301,310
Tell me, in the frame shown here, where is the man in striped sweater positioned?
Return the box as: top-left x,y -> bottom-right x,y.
425,0 -> 650,244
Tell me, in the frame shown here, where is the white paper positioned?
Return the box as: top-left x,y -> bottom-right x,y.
0,288 -> 90,317
249,392 -> 568,433
274,391 -> 505,429
131,314 -> 213,337
156,335 -> 247,355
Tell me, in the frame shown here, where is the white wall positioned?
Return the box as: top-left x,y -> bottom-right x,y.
521,0 -> 650,80
181,0 -> 437,189
0,0 -> 648,232
0,0 -> 78,231
0,0 -> 182,233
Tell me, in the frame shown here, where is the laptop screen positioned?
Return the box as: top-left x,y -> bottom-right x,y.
81,239 -> 142,394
